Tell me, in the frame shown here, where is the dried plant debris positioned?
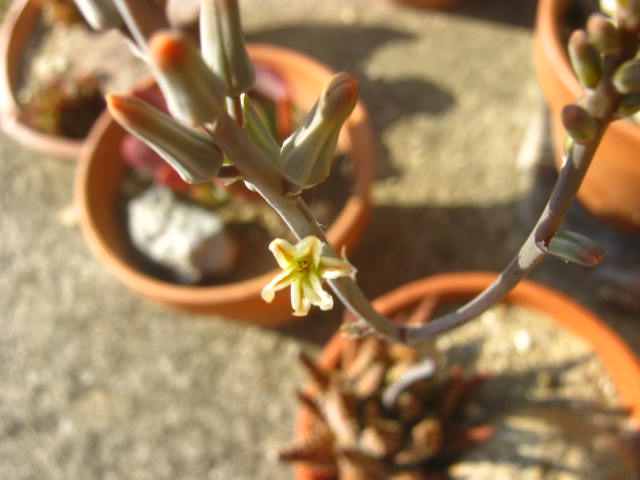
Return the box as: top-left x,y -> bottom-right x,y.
279,336 -> 490,479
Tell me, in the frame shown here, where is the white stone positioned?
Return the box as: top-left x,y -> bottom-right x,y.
128,184 -> 237,284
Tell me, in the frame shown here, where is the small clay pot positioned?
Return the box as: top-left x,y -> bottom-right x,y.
293,272 -> 640,479
75,44 -> 375,327
534,0 -> 640,232
0,0 -> 85,160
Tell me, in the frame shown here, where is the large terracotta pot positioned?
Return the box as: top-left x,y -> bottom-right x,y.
534,0 -> 640,232
75,44 -> 375,327
293,272 -> 640,479
0,0 -> 84,159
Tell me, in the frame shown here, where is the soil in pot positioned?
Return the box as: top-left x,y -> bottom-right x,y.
438,302 -> 639,479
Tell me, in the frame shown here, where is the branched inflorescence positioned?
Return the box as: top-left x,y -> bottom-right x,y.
73,0 -> 640,341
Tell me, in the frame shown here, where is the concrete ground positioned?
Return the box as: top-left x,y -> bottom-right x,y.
2,0 -> 639,479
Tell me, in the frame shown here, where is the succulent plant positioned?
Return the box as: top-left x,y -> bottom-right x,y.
19,73 -> 105,138
279,334 -> 491,479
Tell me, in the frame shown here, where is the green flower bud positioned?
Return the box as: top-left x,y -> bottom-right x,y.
568,30 -> 602,89
547,230 -> 604,267
241,93 -> 280,165
74,0 -> 122,31
562,104 -> 598,143
617,92 -> 640,116
107,94 -> 223,184
279,73 -> 359,194
582,90 -> 609,119
200,0 -> 255,96
149,30 -> 227,126
587,13 -> 621,54
613,59 -> 640,94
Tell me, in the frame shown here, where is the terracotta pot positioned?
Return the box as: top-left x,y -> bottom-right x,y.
534,0 -> 640,232
384,0 -> 466,9
75,44 -> 375,327
293,272 -> 640,479
0,0 -> 84,160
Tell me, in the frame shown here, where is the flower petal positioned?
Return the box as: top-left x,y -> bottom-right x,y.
291,279 -> 311,316
268,238 -> 297,269
299,277 -> 323,305
318,256 -> 354,280
261,267 -> 294,303
307,273 -> 334,310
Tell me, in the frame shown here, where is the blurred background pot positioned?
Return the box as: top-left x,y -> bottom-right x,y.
75,44 -> 375,327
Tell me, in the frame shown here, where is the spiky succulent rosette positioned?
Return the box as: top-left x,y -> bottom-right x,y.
279,334 -> 492,480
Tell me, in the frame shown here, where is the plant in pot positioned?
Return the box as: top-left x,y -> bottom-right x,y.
280,273 -> 640,479
0,0 -> 109,158
69,0 -> 640,477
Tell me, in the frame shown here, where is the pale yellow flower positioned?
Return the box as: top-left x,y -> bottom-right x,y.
261,236 -> 355,316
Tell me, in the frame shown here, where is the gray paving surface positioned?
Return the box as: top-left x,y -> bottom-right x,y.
2,1 -> 639,479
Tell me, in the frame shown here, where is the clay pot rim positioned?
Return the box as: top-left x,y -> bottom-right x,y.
293,271 -> 640,479
75,43 -> 374,313
0,0 -> 85,160
535,0 -> 640,139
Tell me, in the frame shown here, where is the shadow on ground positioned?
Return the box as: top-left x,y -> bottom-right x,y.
423,0 -> 538,30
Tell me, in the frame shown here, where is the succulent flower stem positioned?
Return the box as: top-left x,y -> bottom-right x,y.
79,0 -> 640,347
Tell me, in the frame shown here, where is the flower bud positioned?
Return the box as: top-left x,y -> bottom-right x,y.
613,59 -> 640,94
73,0 -> 122,31
547,230 -> 604,267
617,92 -> 640,116
241,93 -> 280,165
568,30 -> 602,89
279,73 -> 359,194
149,30 -> 227,126
200,0 -> 255,96
562,104 -> 598,143
582,90 -> 609,118
587,13 -> 621,54
107,94 -> 223,184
